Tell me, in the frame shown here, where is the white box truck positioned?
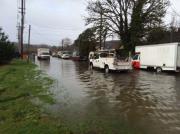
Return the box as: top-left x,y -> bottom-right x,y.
132,43 -> 180,72
37,48 -> 50,60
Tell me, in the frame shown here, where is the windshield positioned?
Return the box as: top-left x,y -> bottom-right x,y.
133,55 -> 139,60
42,52 -> 49,55
100,53 -> 108,58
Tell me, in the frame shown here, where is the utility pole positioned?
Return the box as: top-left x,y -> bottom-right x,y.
100,10 -> 103,50
28,25 -> 31,62
20,0 -> 25,59
62,39 -> 64,51
16,23 -> 21,53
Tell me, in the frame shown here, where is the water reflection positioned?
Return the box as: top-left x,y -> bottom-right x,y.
36,58 -> 180,134
36,58 -> 50,71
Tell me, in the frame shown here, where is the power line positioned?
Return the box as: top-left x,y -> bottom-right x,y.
25,32 -> 61,44
29,23 -> 84,32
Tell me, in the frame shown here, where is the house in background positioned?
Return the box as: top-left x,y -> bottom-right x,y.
95,40 -> 123,50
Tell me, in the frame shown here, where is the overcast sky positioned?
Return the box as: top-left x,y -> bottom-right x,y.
0,0 -> 180,46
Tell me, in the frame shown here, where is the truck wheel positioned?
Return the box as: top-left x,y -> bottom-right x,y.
156,67 -> 162,73
89,63 -> 93,70
105,65 -> 109,73
38,57 -> 41,60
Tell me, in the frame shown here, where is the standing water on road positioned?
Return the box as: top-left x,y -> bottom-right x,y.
36,57 -> 180,134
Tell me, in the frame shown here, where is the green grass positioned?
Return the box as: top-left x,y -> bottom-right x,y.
0,60 -> 72,134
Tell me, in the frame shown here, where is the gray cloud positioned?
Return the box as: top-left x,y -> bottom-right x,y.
0,0 -> 179,46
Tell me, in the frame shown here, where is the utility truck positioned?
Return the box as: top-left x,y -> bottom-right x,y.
132,43 -> 180,72
37,48 -> 50,60
89,49 -> 132,73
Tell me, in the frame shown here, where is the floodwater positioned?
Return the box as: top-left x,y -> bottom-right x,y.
36,57 -> 180,134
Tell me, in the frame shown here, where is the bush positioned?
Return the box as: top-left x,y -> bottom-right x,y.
0,28 -> 15,64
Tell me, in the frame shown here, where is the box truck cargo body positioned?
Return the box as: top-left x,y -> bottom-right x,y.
37,48 -> 50,60
178,46 -> 180,67
132,43 -> 180,72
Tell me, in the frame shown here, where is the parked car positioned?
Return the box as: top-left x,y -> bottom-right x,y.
52,52 -> 58,57
89,49 -> 132,73
62,53 -> 71,59
132,42 -> 180,72
57,51 -> 62,58
37,48 -> 50,60
71,51 -> 80,61
58,51 -> 72,59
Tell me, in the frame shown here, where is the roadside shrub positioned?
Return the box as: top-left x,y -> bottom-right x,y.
0,28 -> 15,64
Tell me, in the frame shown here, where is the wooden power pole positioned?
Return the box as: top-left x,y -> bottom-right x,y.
17,23 -> 21,53
28,25 -> 31,62
62,39 -> 64,51
100,10 -> 103,50
20,0 -> 25,59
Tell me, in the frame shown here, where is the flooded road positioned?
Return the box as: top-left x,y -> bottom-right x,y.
36,57 -> 180,134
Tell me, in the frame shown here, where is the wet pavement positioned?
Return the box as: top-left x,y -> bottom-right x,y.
36,57 -> 180,134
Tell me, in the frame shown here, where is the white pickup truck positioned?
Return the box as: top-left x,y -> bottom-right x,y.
89,50 -> 132,73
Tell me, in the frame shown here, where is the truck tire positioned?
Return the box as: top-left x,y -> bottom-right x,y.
156,67 -> 162,73
37,57 -> 41,60
105,65 -> 109,73
89,63 -> 93,70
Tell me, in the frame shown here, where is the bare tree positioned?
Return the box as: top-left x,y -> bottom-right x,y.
86,0 -> 169,52
86,1 -> 111,49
